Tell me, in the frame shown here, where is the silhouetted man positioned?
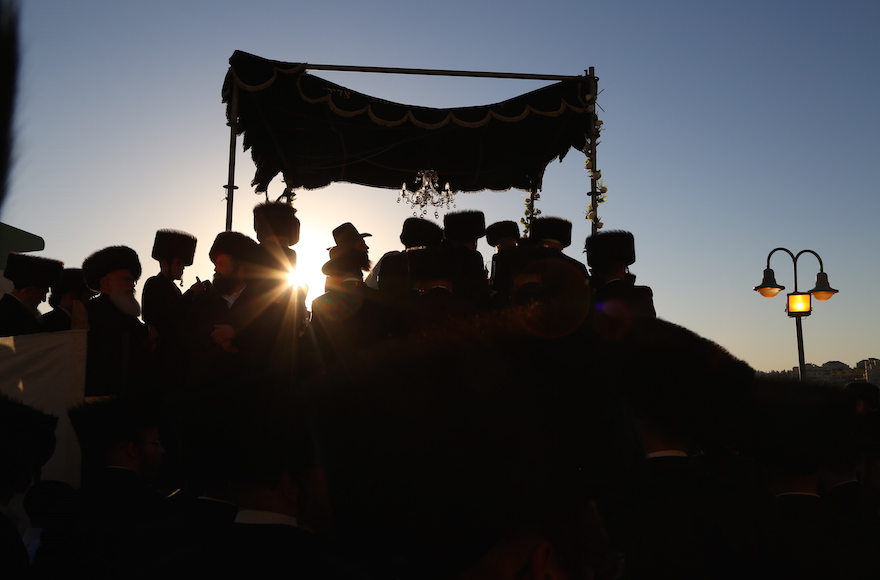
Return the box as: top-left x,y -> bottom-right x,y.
585,229 -> 655,319
1,253 -> 63,337
188,232 -> 275,378
144,375 -> 360,578
67,396 -> 172,577
0,394 -> 57,580
308,249 -> 395,374
441,210 -> 489,309
82,245 -> 153,396
41,268 -> 95,332
142,229 -> 202,381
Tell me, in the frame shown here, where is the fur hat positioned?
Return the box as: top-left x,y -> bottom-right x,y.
331,223 -> 371,250
82,246 -> 142,292
209,231 -> 259,263
443,211 -> 485,243
3,253 -> 63,288
485,221 -> 520,247
253,202 -> 300,246
399,218 -> 442,249
585,230 -> 636,267
151,229 -> 197,265
52,268 -> 92,295
529,217 -> 572,248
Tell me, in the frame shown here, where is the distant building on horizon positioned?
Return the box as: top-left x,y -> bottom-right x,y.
758,358 -> 879,385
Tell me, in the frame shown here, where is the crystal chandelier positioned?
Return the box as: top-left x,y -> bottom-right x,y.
399,170 -> 456,218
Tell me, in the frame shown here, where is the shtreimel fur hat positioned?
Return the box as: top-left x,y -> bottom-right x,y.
399,218 -> 442,249
3,253 -> 64,288
82,246 -> 142,292
585,230 -> 636,267
152,230 -> 197,265
254,202 -> 300,246
443,211 -> 486,243
529,217 -> 572,248
485,221 -> 520,247
209,232 -> 259,263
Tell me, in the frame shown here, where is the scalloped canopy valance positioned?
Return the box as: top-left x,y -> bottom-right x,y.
223,51 -> 596,194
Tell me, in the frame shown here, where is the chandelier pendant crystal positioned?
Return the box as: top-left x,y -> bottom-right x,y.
399,170 -> 456,218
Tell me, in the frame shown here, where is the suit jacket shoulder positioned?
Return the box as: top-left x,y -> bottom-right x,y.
0,293 -> 44,337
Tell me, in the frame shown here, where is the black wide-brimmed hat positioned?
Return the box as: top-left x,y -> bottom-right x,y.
82,246 -> 142,292
254,202 -> 300,246
152,229 -> 197,265
330,222 -> 371,250
3,253 -> 64,288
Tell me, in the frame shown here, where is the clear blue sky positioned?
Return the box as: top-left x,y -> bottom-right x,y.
3,0 -> 878,372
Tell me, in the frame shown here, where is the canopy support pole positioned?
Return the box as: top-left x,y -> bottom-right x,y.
224,83 -> 239,231
586,67 -> 600,237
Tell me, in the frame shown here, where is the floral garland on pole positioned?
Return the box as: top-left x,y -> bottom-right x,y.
584,114 -> 607,232
521,191 -> 541,237
585,157 -> 607,229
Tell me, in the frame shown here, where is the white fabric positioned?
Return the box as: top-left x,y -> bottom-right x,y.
0,330 -> 87,487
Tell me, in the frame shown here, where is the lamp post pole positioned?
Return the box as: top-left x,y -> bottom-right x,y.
753,248 -> 838,381
794,314 -> 806,381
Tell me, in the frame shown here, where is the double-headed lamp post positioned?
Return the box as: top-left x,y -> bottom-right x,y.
753,248 -> 838,381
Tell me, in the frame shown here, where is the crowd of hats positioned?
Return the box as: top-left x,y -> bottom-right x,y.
3,205 -> 880,579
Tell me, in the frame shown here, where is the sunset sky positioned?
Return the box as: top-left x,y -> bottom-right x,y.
3,0 -> 879,372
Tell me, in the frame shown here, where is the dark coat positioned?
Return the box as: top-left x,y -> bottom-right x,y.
69,467 -> 175,579
767,493 -> 880,580
600,455 -> 778,580
440,243 -> 490,309
85,294 -> 152,396
41,307 -> 72,332
0,293 -> 44,337
0,512 -> 29,580
307,281 -> 399,373
593,277 -> 656,318
186,283 -> 282,378
141,273 -> 199,379
142,522 -> 367,579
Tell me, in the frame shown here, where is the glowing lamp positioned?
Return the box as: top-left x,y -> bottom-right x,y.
786,292 -> 812,317
754,268 -> 785,297
809,272 -> 838,301
754,247 -> 838,381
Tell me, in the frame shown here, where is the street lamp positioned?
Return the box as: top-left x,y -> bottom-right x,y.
753,248 -> 838,380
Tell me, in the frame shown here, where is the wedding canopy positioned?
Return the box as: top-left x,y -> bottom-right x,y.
222,51 -> 599,197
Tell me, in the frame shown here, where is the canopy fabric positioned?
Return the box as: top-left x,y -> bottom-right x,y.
223,51 -> 597,194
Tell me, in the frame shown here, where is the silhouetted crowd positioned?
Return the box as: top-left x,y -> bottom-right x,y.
3,203 -> 880,579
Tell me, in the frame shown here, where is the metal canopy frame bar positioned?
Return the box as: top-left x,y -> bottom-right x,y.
301,63 -> 588,82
